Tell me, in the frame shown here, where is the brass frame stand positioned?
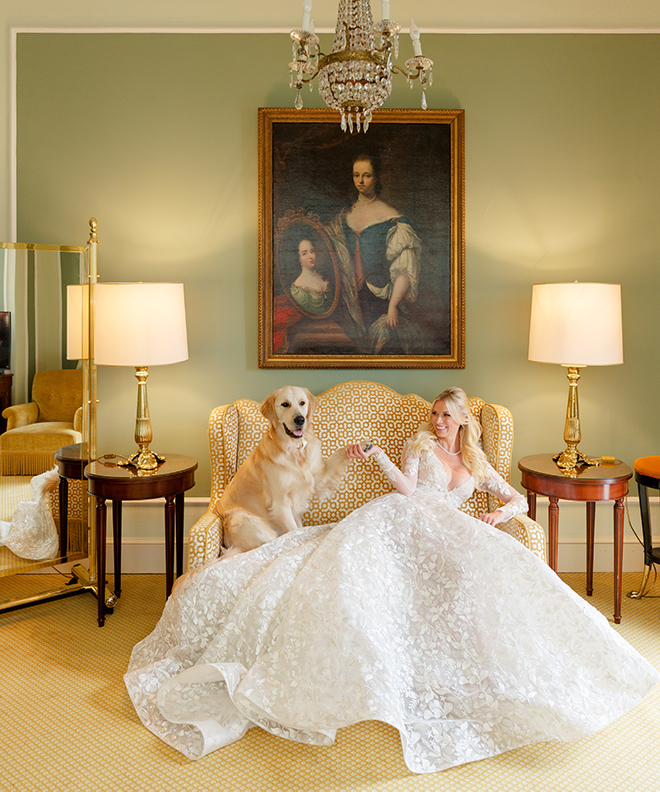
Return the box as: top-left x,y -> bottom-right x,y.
0,219 -> 117,616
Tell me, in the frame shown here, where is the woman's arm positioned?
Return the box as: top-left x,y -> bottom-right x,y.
386,273 -> 411,329
346,442 -> 419,496
478,463 -> 529,526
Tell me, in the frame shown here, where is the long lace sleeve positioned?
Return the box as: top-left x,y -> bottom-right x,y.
372,442 -> 419,497
478,463 -> 528,521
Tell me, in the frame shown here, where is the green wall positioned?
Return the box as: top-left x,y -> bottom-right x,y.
15,32 -> 660,495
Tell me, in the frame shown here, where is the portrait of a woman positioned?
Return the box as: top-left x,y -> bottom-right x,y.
289,237 -> 332,316
327,150 -> 424,355
272,221 -> 354,355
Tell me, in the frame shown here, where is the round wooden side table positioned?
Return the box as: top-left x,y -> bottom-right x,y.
85,454 -> 197,627
54,442 -> 88,560
518,454 -> 632,624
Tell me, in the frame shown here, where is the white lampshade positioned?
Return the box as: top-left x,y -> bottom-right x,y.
94,282 -> 188,367
528,282 -> 623,367
66,283 -> 89,360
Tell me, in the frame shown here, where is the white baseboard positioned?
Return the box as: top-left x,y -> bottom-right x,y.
30,495 -> 658,575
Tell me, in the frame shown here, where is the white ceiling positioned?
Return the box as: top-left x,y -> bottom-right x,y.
212,1 -> 660,30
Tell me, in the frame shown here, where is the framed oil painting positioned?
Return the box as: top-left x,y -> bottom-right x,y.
258,107 -> 464,369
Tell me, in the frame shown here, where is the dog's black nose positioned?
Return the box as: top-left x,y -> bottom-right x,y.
294,414 -> 305,427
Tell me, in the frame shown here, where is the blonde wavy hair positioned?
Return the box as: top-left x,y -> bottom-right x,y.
407,387 -> 490,485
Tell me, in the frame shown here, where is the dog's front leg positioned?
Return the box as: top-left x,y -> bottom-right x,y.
314,447 -> 351,501
268,504 -> 300,536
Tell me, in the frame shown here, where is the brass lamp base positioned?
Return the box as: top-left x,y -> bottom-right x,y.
552,365 -> 601,471
553,447 -> 600,470
118,448 -> 166,471
115,365 -> 167,472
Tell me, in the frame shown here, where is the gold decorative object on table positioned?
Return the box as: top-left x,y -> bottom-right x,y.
528,282 -> 623,471
288,0 -> 433,131
94,282 -> 188,472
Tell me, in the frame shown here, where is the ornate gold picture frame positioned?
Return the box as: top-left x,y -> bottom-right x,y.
258,108 -> 465,369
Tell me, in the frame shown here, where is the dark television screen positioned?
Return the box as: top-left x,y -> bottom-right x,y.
0,312 -> 10,370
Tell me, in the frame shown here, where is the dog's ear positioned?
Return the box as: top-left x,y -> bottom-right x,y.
303,388 -> 318,418
261,392 -> 277,424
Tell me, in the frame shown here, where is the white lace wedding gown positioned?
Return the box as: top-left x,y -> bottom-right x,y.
125,449 -> 659,773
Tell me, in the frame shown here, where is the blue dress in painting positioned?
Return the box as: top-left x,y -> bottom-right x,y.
327,211 -> 423,354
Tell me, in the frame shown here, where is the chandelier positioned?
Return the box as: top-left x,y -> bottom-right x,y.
289,0 -> 433,132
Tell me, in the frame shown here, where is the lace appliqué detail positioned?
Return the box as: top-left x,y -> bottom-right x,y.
479,462 -> 528,521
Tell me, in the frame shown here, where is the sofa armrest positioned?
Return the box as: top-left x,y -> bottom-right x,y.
480,402 -> 513,480
187,510 -> 223,571
499,514 -> 546,562
73,407 -> 83,433
3,402 -> 39,430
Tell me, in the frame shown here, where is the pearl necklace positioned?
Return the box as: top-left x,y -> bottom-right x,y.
436,441 -> 461,456
357,194 -> 377,204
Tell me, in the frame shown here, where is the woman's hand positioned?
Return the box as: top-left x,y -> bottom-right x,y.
386,303 -> 399,329
346,443 -> 381,460
479,510 -> 506,526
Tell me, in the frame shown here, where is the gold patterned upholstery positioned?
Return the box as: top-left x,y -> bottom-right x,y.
187,380 -> 546,570
0,370 -> 83,475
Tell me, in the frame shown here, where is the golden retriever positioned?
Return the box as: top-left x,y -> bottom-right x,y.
214,386 -> 350,555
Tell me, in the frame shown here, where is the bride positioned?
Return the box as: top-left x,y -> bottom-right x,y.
125,387 -> 658,774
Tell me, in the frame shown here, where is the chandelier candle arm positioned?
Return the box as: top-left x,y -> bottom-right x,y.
381,0 -> 390,20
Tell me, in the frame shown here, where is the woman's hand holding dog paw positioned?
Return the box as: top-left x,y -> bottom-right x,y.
346,442 -> 381,460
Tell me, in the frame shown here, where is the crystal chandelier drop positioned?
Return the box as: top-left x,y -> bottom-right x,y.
289,0 -> 433,132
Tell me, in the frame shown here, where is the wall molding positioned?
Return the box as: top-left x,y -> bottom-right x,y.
13,26 -> 660,35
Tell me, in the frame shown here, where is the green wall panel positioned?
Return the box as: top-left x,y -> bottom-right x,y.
15,32 -> 660,509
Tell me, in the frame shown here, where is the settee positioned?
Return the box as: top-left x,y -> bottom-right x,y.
187,380 -> 546,571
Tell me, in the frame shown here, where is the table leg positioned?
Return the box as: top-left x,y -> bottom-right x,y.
164,494 -> 176,598
175,492 -> 184,579
613,497 -> 624,624
112,500 -> 122,598
95,496 -> 107,627
586,501 -> 595,596
548,497 -> 559,571
527,491 -> 537,521
58,474 -> 68,559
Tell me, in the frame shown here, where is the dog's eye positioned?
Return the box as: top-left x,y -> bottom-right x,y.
299,400 -> 306,406
281,401 -> 290,408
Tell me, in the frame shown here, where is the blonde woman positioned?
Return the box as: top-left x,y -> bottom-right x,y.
347,386 -> 520,525
126,388 -> 658,774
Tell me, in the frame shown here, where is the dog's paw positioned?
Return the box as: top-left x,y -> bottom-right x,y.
360,440 -> 374,452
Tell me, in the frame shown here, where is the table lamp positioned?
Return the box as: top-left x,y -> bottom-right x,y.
94,282 -> 188,471
528,282 -> 623,470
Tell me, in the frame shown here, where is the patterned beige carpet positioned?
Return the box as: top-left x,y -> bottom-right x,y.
0,572 -> 658,792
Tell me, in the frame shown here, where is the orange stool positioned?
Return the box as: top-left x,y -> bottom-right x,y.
629,456 -> 660,598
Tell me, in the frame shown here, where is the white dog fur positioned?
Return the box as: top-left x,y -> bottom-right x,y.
214,386 -> 350,556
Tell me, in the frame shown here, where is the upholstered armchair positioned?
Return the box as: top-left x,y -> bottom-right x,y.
187,380 -> 546,571
0,369 -> 83,475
